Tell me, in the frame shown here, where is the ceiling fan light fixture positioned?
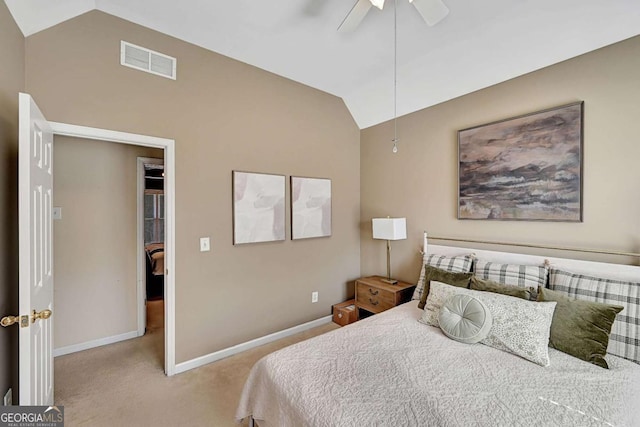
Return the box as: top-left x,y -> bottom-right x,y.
370,0 -> 385,10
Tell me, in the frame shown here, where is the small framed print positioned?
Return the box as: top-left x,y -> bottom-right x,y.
291,176 -> 331,240
233,171 -> 286,244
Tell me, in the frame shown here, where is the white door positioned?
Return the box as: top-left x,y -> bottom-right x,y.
18,93 -> 54,405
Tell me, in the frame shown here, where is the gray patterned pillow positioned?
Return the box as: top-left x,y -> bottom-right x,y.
474,259 -> 549,300
420,281 -> 557,366
412,254 -> 473,301
550,268 -> 639,364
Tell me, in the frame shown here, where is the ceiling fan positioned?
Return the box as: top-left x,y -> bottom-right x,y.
338,0 -> 449,32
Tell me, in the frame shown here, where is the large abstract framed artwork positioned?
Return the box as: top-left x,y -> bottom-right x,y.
233,171 -> 286,244
291,176 -> 332,240
458,102 -> 583,222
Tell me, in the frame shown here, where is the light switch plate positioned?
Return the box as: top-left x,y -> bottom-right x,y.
311,291 -> 318,303
53,207 -> 62,220
200,237 -> 210,252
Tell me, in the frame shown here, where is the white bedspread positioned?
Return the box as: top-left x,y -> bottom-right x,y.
236,301 -> 640,426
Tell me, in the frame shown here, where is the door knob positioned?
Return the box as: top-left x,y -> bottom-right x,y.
1,314 -> 29,328
31,309 -> 52,323
1,309 -> 52,327
1,315 -> 20,327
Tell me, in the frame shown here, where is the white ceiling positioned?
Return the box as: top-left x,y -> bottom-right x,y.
6,0 -> 640,129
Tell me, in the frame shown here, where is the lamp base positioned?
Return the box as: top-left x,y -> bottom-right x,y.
380,278 -> 398,285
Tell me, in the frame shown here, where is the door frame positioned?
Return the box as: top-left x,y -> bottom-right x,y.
137,156 -> 164,336
49,122 -> 177,376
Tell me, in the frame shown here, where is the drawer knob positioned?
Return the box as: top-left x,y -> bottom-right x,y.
368,288 -> 379,296
369,298 -> 379,306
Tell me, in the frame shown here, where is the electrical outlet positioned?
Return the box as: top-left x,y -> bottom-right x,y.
4,388 -> 12,406
311,291 -> 318,303
199,237 -> 210,252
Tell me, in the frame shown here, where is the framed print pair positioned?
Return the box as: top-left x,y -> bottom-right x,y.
232,171 -> 331,244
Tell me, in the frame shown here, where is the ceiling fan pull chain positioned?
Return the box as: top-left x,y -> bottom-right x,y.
392,0 -> 399,153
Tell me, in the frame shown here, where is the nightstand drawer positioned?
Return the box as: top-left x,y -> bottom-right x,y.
356,282 -> 394,313
354,276 -> 416,316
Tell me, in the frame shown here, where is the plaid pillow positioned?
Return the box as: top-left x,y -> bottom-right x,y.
412,254 -> 473,301
474,260 -> 549,300
549,268 -> 640,365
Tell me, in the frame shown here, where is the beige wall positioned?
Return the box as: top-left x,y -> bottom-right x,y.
0,1 -> 23,400
25,11 -> 361,363
53,136 -> 161,348
361,35 -> 640,284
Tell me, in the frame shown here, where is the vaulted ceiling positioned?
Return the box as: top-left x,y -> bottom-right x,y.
6,0 -> 640,129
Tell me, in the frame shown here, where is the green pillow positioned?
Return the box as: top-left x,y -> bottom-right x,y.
470,276 -> 531,301
418,265 -> 472,309
537,287 -> 623,369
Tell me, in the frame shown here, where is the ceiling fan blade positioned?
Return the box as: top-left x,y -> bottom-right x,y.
409,0 -> 449,26
338,0 -> 373,32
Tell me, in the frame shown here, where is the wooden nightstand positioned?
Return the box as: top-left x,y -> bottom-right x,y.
355,276 -> 416,316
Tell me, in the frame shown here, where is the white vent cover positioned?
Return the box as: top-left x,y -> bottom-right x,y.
120,41 -> 176,80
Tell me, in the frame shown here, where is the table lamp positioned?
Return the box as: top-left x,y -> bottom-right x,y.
372,217 -> 407,284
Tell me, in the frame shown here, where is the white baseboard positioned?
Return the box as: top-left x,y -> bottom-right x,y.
174,315 -> 333,375
54,330 -> 141,357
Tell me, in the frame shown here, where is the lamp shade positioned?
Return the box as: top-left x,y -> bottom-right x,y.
372,218 -> 407,241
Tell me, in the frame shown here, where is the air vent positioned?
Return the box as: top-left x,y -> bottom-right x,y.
120,41 -> 176,80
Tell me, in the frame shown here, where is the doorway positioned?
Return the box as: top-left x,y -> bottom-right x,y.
49,121 -> 176,376
17,93 -> 176,404
138,157 -> 165,368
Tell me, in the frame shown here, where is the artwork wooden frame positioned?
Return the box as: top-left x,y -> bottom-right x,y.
291,176 -> 332,240
232,171 -> 286,244
458,102 -> 583,222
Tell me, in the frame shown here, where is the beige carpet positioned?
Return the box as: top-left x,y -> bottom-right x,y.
55,300 -> 339,426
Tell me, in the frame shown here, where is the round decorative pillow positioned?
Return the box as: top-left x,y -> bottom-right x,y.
438,294 -> 493,344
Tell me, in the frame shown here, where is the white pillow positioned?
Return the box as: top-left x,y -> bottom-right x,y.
438,294 -> 493,344
420,281 -> 557,366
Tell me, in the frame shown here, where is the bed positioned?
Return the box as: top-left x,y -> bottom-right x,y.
236,236 -> 640,426
145,243 -> 165,300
